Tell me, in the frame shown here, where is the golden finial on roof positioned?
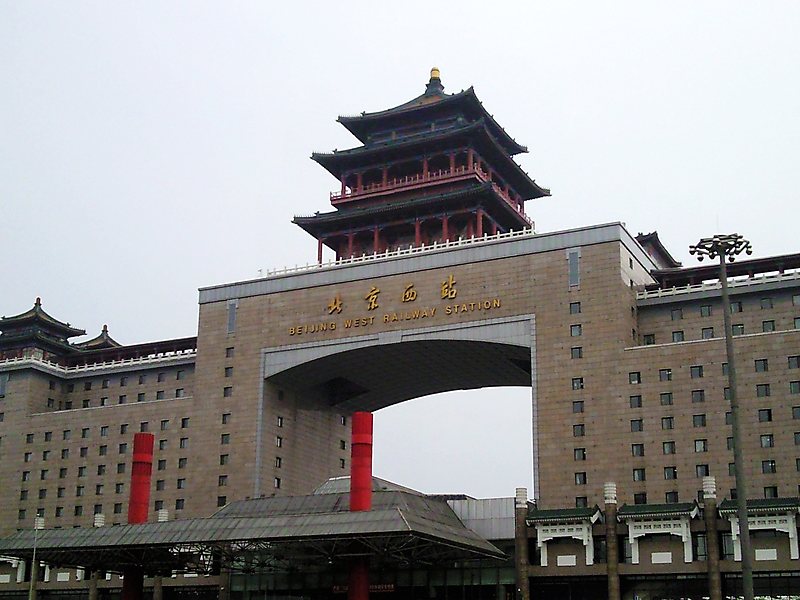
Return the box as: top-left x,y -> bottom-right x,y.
430,67 -> 440,80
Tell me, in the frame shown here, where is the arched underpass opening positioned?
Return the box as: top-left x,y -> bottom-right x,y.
373,387 -> 533,498
265,337 -> 535,498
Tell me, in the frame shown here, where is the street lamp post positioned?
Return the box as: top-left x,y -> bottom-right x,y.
29,516 -> 44,600
689,234 -> 753,600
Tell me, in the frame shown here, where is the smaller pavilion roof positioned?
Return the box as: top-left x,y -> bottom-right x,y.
73,324 -> 122,350
0,297 -> 85,338
527,506 -> 602,524
618,502 -> 699,519
718,497 -> 800,515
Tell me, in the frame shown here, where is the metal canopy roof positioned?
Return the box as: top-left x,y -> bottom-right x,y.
0,491 -> 504,575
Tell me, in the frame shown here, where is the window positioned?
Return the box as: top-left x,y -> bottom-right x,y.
97,465 -> 106,476
762,320 -> 776,333
724,387 -> 731,401
137,393 -> 145,402
755,359 -> 769,372
82,398 -> 91,409
119,443 -> 127,454
723,363 -> 729,375
80,446 -> 88,458
730,301 -> 743,313
220,454 -> 229,465
664,467 -> 677,480
274,477 -> 282,489
571,347 -> 583,359
796,317 -> 800,329
221,413 -> 231,425
695,439 -> 708,453
96,484 -> 104,495
115,483 -> 124,494
663,441 -> 676,454
175,499 -> 185,510
764,486 -> 778,499
761,460 -> 776,474
643,334 -> 655,345
571,377 -> 584,390
217,496 -> 227,507
760,434 -> 774,448
629,372 -> 641,384
276,435 -> 283,447
633,468 -> 646,481
178,457 -> 187,468
156,479 -> 166,491
40,469 -> 48,480
732,324 -> 744,336
660,392 -> 673,406
757,384 -> 771,399
76,485 -> 84,497
78,466 -> 87,477
573,424 -> 585,437
340,439 -> 347,450
84,381 -> 92,391
671,308 -> 683,321
568,251 -> 580,286
701,327 -> 714,339
758,409 -> 773,422
117,463 -> 125,474
690,365 -> 704,378
672,331 -> 685,342
661,417 -> 674,430
277,416 -> 284,427
154,500 -> 164,511
157,372 -> 166,383
570,324 -> 582,337
574,448 -> 586,461
220,434 -> 230,445
24,452 -> 32,462
118,395 -> 127,404
760,297 -> 773,309
160,419 -> 169,431
790,356 -> 800,369
74,506 -> 83,516
175,388 -> 185,398
569,301 -> 581,314
629,395 -> 642,408
700,304 -> 712,317
99,445 -> 107,456
692,390 -> 705,403
796,432 -> 800,445
157,459 -> 166,471
22,471 -> 30,482
225,347 -> 235,358
790,381 -> 800,395
177,478 -> 186,489
138,375 -> 146,385
275,456 -> 282,468
726,411 -> 733,425
156,391 -> 165,400
634,492 -> 648,505
630,419 -> 643,432
61,449 -> 69,459
659,369 -> 672,381
696,464 -> 710,477
44,431 -> 52,442
224,367 -> 233,378
572,401 -> 584,413
223,386 -> 233,397
227,299 -> 238,334
693,414 -> 707,427
631,443 -> 645,457
575,496 -> 588,508
158,439 -> 167,451
140,422 -> 149,432
120,376 -> 128,387
574,472 -> 587,485
180,437 -> 188,449
729,462 -> 736,476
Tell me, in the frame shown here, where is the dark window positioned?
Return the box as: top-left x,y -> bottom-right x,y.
574,448 -> 586,461
690,365 -> 704,378
629,395 -> 642,408
761,460 -> 776,474
633,468 -> 646,481
692,390 -> 705,403
224,367 -> 233,378
175,499 -> 185,510
659,368 -> 672,381
227,300 -> 238,334
700,304 -> 712,317
572,401 -> 584,413
760,434 -> 774,448
789,356 -> 800,369
761,297 -> 773,309
660,392 -> 673,406
693,414 -> 707,427
662,417 -> 674,430
629,372 -> 641,384
696,464 -> 709,477
573,424 -> 585,437
568,251 -> 580,286
764,486 -> 778,499
758,409 -> 772,422
643,334 -> 655,345
757,384 -> 771,397
569,301 -> 581,314
575,496 -> 588,508
631,443 -> 644,457
571,377 -> 584,390
631,419 -> 643,432
570,324 -> 582,337
225,347 -> 235,358
790,381 -> 800,395
730,301 -> 743,313
664,467 -> 677,480
695,439 -> 708,452
571,347 -> 583,359
762,320 -> 775,333
671,308 -> 683,321
223,386 -> 233,397
672,331 -> 685,342
725,411 -> 733,425
574,472 -> 587,485
634,492 -> 647,505
702,327 -> 714,339
732,324 -> 744,336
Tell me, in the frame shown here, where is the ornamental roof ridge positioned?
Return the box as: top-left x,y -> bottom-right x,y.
73,324 -> 122,350
526,505 -> 602,524
618,502 -> 699,519
718,497 -> 800,514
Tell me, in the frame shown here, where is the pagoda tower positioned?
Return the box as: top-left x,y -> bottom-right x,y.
294,68 -> 549,263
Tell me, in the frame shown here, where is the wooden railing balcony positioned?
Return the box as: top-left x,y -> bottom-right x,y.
329,164 -> 532,226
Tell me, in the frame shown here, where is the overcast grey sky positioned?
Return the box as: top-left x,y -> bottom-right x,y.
2,2 -> 798,499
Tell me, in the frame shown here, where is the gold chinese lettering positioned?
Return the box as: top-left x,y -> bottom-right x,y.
327,295 -> 343,315
441,274 -> 457,299
401,284 -> 417,303
365,286 -> 380,311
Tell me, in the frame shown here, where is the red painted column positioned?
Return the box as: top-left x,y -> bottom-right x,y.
476,208 -> 484,237
467,148 -> 474,170
442,216 -> 449,242
449,153 -> 456,174
372,227 -> 380,254
341,176 -> 347,196
356,172 -> 363,192
349,412 -> 373,600
422,157 -> 429,179
122,433 -> 154,600
414,220 -> 421,246
347,233 -> 354,258
382,166 -> 388,186
317,239 -> 324,264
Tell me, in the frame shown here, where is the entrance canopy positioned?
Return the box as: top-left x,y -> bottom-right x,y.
0,490 -> 504,575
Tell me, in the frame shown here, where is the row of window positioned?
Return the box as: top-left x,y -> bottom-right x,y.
23,418 -> 191,444
628,356 -> 800,384
63,370 -> 188,393
668,295 -> 800,322
646,318 -> 797,345
576,484 -> 790,508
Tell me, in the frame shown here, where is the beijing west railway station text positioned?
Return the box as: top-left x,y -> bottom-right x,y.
2,69 -> 800,600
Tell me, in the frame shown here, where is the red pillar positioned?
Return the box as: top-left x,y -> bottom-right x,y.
476,208 -> 484,237
317,238 -> 324,264
347,233 -> 354,258
356,172 -> 363,191
348,412 -> 373,600
449,153 -> 456,174
414,220 -> 421,246
467,148 -> 474,170
122,433 -> 154,600
372,228 -> 380,253
442,216 -> 449,242
349,412 -> 373,511
340,176 -> 347,196
382,166 -> 388,186
422,157 -> 429,179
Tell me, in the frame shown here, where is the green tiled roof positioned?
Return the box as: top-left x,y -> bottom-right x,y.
527,506 -> 601,524
718,497 -> 800,514
618,502 -> 698,518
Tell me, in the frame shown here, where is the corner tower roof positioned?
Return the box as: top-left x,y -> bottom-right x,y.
0,297 -> 85,339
